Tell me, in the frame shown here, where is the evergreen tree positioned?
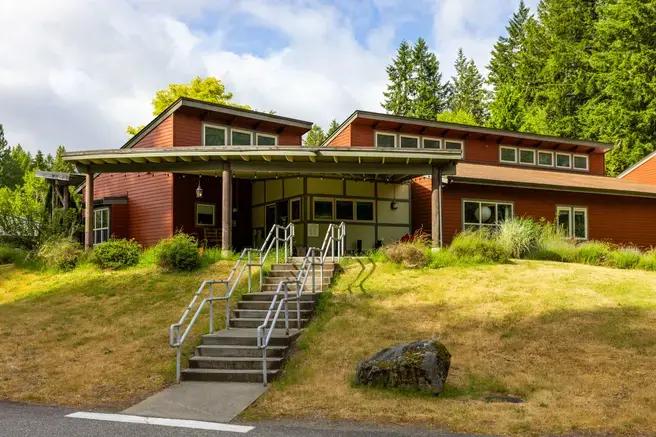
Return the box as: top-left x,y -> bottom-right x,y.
51,146 -> 74,173
408,38 -> 449,119
488,83 -> 525,131
304,124 -> 326,147
382,40 -> 414,116
448,49 -> 489,125
326,119 -> 340,137
488,1 -> 531,88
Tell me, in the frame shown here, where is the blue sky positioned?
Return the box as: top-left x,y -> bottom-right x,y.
0,0 -> 538,154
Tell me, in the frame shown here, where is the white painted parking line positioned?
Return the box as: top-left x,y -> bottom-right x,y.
66,412 -> 254,433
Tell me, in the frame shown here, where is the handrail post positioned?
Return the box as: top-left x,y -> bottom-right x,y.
276,226 -> 279,264
284,226 -> 288,263
331,226 -> 335,262
262,346 -> 268,386
176,345 -> 181,383
225,282 -> 231,330
247,251 -> 252,294
296,281 -> 301,329
312,249 -> 316,293
284,283 -> 289,335
209,282 -> 214,334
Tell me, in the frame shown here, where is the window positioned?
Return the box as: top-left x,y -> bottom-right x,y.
256,134 -> 277,146
356,201 -> 374,221
463,200 -> 513,232
556,153 -> 571,168
231,129 -> 252,146
519,148 -> 536,165
538,150 -> 554,167
423,138 -> 441,149
93,208 -> 109,245
573,154 -> 589,171
335,200 -> 354,220
290,198 -> 301,222
196,203 -> 216,227
557,206 -> 587,240
203,125 -> 226,146
444,140 -> 463,151
400,135 -> 419,149
499,146 -> 517,163
313,199 -> 333,220
375,132 -> 396,148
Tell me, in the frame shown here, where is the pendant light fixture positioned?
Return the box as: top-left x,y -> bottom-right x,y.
196,175 -> 203,198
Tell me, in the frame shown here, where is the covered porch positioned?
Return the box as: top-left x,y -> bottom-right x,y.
64,146 -> 461,252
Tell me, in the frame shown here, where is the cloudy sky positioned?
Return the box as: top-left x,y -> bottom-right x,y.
0,0 -> 538,155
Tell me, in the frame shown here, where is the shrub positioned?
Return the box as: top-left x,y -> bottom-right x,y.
91,238 -> 141,270
0,245 -> 28,265
155,233 -> 201,272
427,249 -> 464,268
37,237 -> 83,271
610,247 -> 642,269
496,217 -> 542,258
576,241 -> 611,265
531,240 -> 579,262
638,250 -> 656,271
449,229 -> 510,263
382,242 -> 427,268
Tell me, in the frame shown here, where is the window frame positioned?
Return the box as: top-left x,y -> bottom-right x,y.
555,152 -> 572,169
556,205 -> 588,240
312,198 -> 335,221
195,202 -> 217,227
499,146 -> 518,164
374,131 -> 397,148
289,197 -> 302,223
537,150 -> 555,167
399,134 -> 420,149
335,199 -> 355,221
518,148 -> 536,165
230,128 -> 253,146
202,122 -> 227,146
444,139 -> 464,152
256,133 -> 278,146
93,207 -> 110,245
461,199 -> 514,232
422,137 -> 442,149
572,154 -> 589,171
355,200 -> 375,222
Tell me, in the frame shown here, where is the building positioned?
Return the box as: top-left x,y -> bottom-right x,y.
64,98 -> 656,252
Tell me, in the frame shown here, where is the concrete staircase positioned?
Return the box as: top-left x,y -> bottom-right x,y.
182,261 -> 338,383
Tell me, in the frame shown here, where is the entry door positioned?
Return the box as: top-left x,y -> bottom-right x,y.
265,204 -> 276,232
276,200 -> 289,226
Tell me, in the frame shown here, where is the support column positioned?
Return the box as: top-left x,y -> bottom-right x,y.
431,165 -> 443,249
84,171 -> 94,251
222,163 -> 232,256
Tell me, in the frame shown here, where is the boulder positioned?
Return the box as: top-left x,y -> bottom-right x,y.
355,340 -> 451,395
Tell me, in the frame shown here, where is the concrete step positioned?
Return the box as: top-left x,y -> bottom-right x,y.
268,269 -> 334,277
241,292 -> 320,302
201,328 -> 301,347
271,263 -> 338,271
234,308 -> 314,319
196,344 -> 287,358
237,300 -> 315,310
230,317 -> 309,329
263,277 -> 331,286
182,368 -> 278,383
189,356 -> 283,370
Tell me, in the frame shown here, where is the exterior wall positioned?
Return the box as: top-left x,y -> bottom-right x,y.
251,177 -> 411,253
411,177 -> 656,247
90,173 -> 174,247
110,204 -> 129,240
621,156 -> 656,185
133,115 -> 174,148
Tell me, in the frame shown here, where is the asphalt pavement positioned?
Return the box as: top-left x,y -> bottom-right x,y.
0,401 -> 488,437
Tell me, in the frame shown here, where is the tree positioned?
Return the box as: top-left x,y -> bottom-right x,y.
448,49 -> 489,124
304,124 -> 326,147
408,38 -> 449,119
51,146 -> 75,173
326,119 -> 340,137
127,76 -> 251,136
436,110 -> 479,126
487,83 -> 525,131
382,40 -> 414,117
488,0 -> 531,88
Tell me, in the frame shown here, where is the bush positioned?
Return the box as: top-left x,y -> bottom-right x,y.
638,250 -> 656,271
610,247 -> 642,269
37,237 -> 83,271
531,240 -> 579,262
496,217 -> 542,258
576,241 -> 611,265
155,233 -> 201,272
449,229 -> 510,263
382,242 -> 427,268
91,238 -> 141,270
427,249 -> 464,268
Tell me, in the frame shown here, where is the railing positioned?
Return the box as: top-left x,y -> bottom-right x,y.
169,223 -> 294,383
256,222 -> 345,385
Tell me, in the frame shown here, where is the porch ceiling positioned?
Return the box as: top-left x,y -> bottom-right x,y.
64,146 -> 461,181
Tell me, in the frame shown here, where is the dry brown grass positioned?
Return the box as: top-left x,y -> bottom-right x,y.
0,260 -> 249,409
244,260 -> 656,436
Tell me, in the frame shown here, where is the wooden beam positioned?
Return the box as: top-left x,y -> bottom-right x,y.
91,159 -> 105,165
132,157 -> 147,163
262,155 -> 272,162
220,155 -> 228,161
277,126 -> 287,134
358,156 -> 361,164
104,158 -> 119,164
199,155 -> 210,162
163,156 -> 177,163
431,166 -> 443,248
180,156 -> 193,162
240,155 -> 250,162
222,163 -> 232,255
440,129 -> 449,138
286,155 -> 294,163
333,156 -> 339,163
309,155 -> 316,163
85,172 -> 93,251
117,158 -> 132,164
145,156 -> 162,163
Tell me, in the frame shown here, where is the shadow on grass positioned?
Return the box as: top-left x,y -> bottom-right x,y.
343,257 -> 377,297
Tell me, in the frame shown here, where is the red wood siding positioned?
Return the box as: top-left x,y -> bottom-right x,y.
90,173 -> 174,247
411,177 -> 656,247
328,125 -> 351,146
110,204 -> 129,240
279,131 -> 302,146
622,155 -> 656,185
173,112 -> 202,147
133,115 -> 173,148
463,139 -> 497,164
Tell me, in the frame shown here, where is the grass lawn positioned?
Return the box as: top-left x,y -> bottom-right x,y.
244,259 -> 656,436
0,260 -> 250,409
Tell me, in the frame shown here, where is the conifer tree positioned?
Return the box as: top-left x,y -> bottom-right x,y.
304,124 -> 326,147
408,38 -> 449,119
382,40 -> 414,116
448,49 -> 489,125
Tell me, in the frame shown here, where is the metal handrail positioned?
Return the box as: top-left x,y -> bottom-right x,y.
256,222 -> 345,385
169,223 -> 294,383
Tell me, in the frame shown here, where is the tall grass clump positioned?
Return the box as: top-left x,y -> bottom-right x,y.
37,237 -> 84,271
449,229 -> 510,264
576,241 -> 611,265
610,247 -> 642,269
496,218 -> 542,258
155,233 -> 201,272
382,242 -> 427,268
638,249 -> 656,271
0,245 -> 28,266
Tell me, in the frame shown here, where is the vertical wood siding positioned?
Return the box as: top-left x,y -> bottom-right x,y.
328,125 -> 351,146
173,112 -> 202,147
110,204 -> 129,240
621,156 -> 656,185
133,115 -> 174,148
411,177 -> 656,247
